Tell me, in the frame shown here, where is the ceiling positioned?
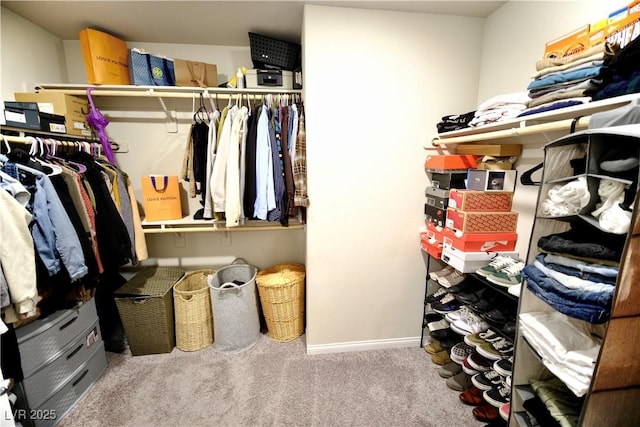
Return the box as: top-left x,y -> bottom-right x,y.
2,1 -> 506,46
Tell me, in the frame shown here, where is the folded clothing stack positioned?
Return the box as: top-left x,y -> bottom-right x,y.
468,92 -> 531,127
540,176 -> 590,217
437,111 -> 476,133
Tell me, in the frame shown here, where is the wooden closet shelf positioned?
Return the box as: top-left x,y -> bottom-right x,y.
141,217 -> 305,234
429,93 -> 640,147
34,84 -> 302,99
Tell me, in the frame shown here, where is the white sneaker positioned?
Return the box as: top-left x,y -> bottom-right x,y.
429,265 -> 455,281
475,255 -> 517,277
508,283 -> 522,297
438,269 -> 466,288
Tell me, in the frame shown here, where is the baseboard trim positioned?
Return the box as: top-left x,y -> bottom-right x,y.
306,336 -> 421,355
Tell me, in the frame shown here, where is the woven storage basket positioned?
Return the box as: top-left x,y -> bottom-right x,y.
256,263 -> 305,342
173,269 -> 215,351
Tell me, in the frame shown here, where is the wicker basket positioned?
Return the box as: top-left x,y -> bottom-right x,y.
173,269 -> 215,351
256,263 -> 305,342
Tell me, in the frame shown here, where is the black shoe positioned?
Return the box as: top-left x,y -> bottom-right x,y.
501,322 -> 516,338
455,289 -> 485,305
481,309 -> 513,327
448,279 -> 481,294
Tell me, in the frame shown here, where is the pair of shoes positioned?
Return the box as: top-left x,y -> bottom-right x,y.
464,332 -> 489,348
431,294 -> 461,314
439,269 -> 467,287
423,341 -> 443,355
481,308 -> 514,327
483,380 -> 511,408
477,338 -> 514,361
450,342 -> 475,364
450,310 -> 490,336
429,265 -> 455,281
446,371 -> 472,391
438,361 -> 462,378
431,350 -> 452,365
493,356 -> 513,376
466,352 -> 493,372
444,305 -> 473,323
472,404 -> 499,422
447,280 -> 480,294
460,386 -> 486,406
426,287 -> 448,304
486,260 -> 526,287
476,255 -> 518,277
472,369 -> 503,391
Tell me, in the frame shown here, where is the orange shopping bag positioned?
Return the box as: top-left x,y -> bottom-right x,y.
140,175 -> 183,221
79,28 -> 131,85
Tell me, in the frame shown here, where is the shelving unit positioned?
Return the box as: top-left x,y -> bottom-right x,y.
428,93 -> 640,147
510,125 -> 640,426
29,84 -> 306,235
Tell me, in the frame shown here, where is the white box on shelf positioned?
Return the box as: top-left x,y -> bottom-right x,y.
441,246 -> 520,273
467,169 -> 517,192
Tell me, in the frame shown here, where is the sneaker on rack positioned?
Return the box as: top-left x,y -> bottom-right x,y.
429,265 -> 455,281
450,342 -> 476,365
445,306 -> 472,323
423,340 -> 443,355
507,282 -> 522,297
431,294 -> 461,314
499,402 -> 510,421
476,255 -> 518,278
466,352 -> 493,372
478,329 -> 503,343
438,269 -> 466,288
478,337 -> 514,361
426,287 -> 449,304
451,311 -> 490,336
483,381 -> 511,408
486,261 -> 526,287
464,332 -> 489,348
438,361 -> 463,378
493,356 -> 513,377
472,369 -> 504,391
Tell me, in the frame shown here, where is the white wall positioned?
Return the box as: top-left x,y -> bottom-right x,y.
0,8 -> 67,100
303,5 -> 484,350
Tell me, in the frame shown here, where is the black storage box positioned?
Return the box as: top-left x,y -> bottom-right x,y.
3,101 -> 40,130
249,32 -> 301,71
39,112 -> 67,133
424,204 -> 447,227
429,172 -> 467,190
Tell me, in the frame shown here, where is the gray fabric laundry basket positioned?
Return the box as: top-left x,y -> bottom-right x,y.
208,259 -> 260,353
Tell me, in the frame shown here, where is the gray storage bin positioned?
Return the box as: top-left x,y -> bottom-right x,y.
208,260 -> 260,353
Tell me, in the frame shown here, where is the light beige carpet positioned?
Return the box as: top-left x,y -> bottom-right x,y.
57,334 -> 482,427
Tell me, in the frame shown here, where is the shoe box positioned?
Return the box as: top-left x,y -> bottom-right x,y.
14,92 -> 92,137
424,187 -> 449,227
448,189 -> 513,212
429,171 -> 467,190
420,222 -> 444,259
425,154 -> 478,172
446,207 -> 518,233
467,169 -> 517,192
442,227 -> 517,252
441,246 -> 520,273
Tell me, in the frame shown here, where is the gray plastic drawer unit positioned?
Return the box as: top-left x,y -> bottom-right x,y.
16,299 -> 98,377
21,320 -> 102,409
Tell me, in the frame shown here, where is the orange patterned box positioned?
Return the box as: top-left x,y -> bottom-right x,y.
544,24 -> 590,58
448,189 -> 513,212
442,227 -> 517,252
445,207 -> 518,233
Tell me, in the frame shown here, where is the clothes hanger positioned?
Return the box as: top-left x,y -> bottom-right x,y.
45,138 -> 87,173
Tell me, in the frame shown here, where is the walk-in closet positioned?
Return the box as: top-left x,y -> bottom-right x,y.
1,1 -> 639,426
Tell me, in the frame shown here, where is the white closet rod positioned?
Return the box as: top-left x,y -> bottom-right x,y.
430,116 -> 591,146
35,87 -> 301,99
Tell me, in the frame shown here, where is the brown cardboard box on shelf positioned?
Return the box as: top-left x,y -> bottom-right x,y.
454,144 -> 522,157
448,189 -> 513,212
14,92 -> 91,136
446,207 -> 518,233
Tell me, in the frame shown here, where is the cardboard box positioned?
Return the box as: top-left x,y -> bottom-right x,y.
606,1 -> 640,49
425,187 -> 449,209
115,267 -> 185,356
15,92 -> 91,137
454,144 -> 522,157
3,101 -> 40,130
544,24 -> 590,58
441,247 -> 520,273
589,18 -> 609,47
442,227 -> 517,252
425,203 -> 447,227
15,92 -> 89,117
429,171 -> 467,190
446,207 -> 518,233
467,169 -> 517,192
425,154 -> 478,172
448,189 -> 513,212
